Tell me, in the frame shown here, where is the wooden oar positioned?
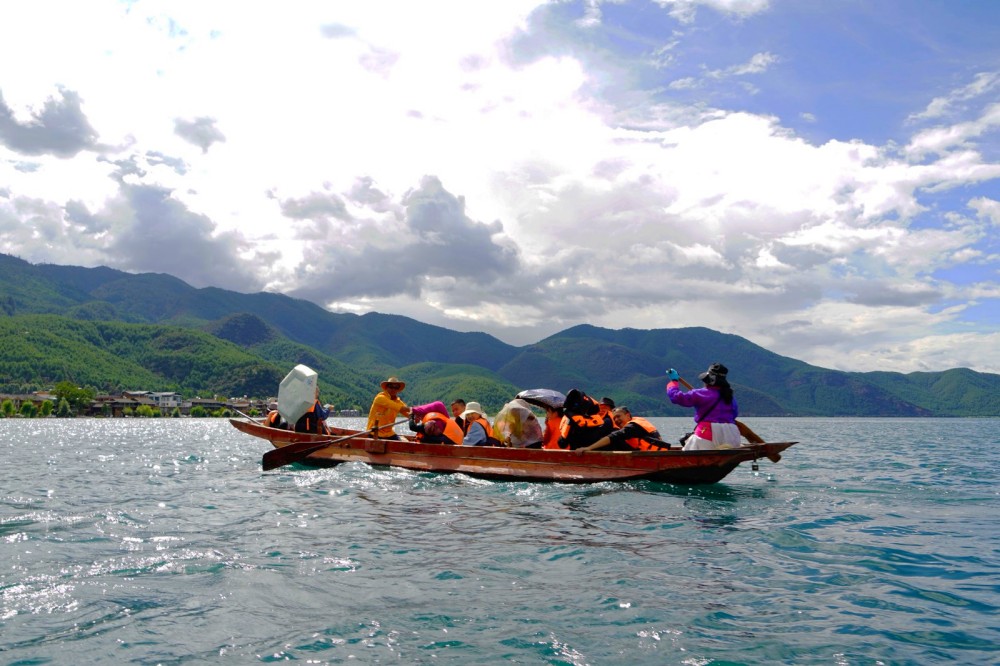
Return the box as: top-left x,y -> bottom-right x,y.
232,407 -> 261,422
736,420 -> 765,444
261,419 -> 407,471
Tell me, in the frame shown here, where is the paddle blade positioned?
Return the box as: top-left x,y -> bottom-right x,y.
737,420 -> 765,444
261,439 -> 330,471
260,419 -> 405,472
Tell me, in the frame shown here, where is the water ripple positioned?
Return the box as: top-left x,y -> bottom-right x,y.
0,417 -> 997,664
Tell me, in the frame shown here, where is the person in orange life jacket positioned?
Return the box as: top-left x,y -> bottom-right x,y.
295,400 -> 331,434
580,406 -> 670,452
366,376 -> 411,440
459,402 -> 499,446
409,401 -> 464,444
450,399 -> 467,433
294,386 -> 332,434
556,389 -> 614,450
264,401 -> 287,429
539,406 -> 563,449
264,410 -> 284,428
666,363 -> 741,450
408,403 -> 465,445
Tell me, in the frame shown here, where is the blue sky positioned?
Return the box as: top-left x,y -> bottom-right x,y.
0,0 -> 998,374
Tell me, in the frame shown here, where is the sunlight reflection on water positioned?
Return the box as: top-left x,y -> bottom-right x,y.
0,417 -> 997,664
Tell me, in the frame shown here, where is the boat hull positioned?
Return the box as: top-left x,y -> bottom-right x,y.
231,419 -> 796,484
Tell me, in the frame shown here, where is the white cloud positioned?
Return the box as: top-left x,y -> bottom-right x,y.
968,197 -> 1000,226
909,71 -> 1000,121
906,103 -> 1000,159
655,0 -> 771,24
715,51 -> 779,77
666,51 -> 778,89
0,1 -> 997,376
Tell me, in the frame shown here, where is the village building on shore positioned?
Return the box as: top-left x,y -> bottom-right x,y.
0,390 -> 360,417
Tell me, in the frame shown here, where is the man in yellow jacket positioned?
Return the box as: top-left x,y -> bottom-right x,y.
366,376 -> 411,439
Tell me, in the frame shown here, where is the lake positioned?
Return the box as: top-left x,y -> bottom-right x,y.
1,417 -> 998,664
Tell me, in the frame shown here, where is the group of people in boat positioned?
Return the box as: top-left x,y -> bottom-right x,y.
364,376 -> 502,446
264,362 -> 758,452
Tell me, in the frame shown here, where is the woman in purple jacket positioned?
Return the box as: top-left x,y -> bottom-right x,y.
666,363 -> 742,451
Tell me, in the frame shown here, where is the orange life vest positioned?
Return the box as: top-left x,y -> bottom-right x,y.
557,412 -> 614,450
559,412 -> 605,437
623,417 -> 665,451
264,410 -> 286,429
466,414 -> 502,446
294,402 -> 328,434
418,412 -> 465,446
541,414 -> 562,449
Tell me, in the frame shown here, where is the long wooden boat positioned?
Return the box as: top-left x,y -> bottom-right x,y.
230,418 -> 797,485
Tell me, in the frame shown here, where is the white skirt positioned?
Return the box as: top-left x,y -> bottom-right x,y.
682,422 -> 742,451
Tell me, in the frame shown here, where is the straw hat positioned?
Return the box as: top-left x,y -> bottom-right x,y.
380,376 -> 406,390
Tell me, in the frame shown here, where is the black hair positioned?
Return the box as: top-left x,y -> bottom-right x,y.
564,389 -> 600,416
702,363 -> 734,404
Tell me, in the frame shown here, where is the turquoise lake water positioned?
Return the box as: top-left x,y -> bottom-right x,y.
2,417 -> 998,665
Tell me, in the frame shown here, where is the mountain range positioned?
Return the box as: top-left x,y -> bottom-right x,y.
1,252 -> 997,417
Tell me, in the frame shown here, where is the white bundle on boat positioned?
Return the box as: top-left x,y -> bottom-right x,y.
277,364 -> 318,424
493,398 -> 543,448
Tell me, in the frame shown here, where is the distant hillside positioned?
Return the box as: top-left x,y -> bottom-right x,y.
858,368 -> 1000,417
508,325 -> 944,417
1,253 -> 998,416
0,314 -> 282,398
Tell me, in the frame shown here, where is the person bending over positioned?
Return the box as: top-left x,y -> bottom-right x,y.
581,406 -> 670,452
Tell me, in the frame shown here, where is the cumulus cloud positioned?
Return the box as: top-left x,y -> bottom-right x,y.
905,103 -> 1000,160
146,151 -> 188,175
969,197 -> 1000,226
0,195 -> 68,255
104,183 -> 264,291
909,71 -> 1000,121
1,171 -> 266,293
283,176 -> 523,304
754,302 -> 1000,373
0,88 -> 98,157
0,2 -> 997,374
173,117 -> 226,153
280,191 -> 351,224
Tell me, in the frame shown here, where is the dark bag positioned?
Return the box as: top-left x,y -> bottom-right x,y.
679,431 -> 693,446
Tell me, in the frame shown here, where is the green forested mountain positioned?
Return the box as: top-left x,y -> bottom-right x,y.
1,253 -> 997,416
0,315 -> 281,398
